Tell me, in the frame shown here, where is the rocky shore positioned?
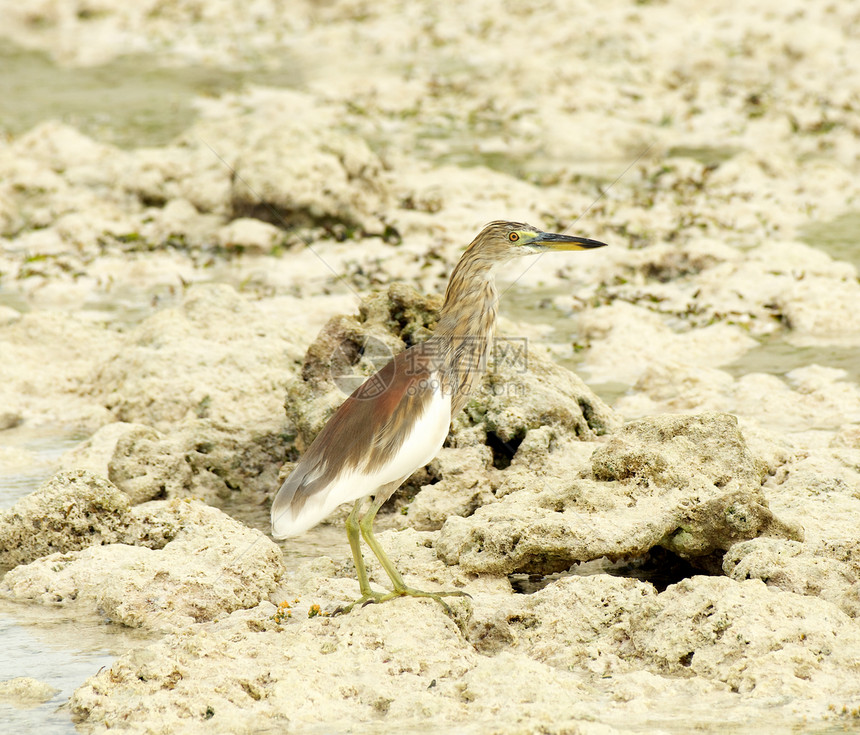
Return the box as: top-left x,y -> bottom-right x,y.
1,0 -> 859,732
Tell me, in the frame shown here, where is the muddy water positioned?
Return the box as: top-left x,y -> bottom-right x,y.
800,211 -> 860,271
0,429 -> 87,509
0,43 -> 300,148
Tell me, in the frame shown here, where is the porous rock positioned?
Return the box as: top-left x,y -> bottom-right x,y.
1,499 -> 284,631
466,575 -> 656,676
58,421 -> 155,480
0,310 -> 118,430
67,573 -> 860,733
87,282 -> 305,432
69,597 -> 625,734
70,600 -> 477,732
436,413 -> 802,575
106,418 -> 292,506
399,444 -> 497,531
0,677 -> 59,708
0,470 -> 131,568
631,576 -> 860,699
464,338 -> 620,442
211,89 -> 393,234
724,538 -> 860,618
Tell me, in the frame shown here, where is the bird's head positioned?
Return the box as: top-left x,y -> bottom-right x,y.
468,220 -> 607,262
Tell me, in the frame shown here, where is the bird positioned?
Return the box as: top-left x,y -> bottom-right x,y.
271,221 -> 607,613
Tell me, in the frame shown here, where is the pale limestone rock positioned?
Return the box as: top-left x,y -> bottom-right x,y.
0,310 -> 118,430
0,470 -> 132,568
579,301 -> 758,385
617,362 -> 860,432
0,677 -> 59,708
436,413 -> 801,575
214,217 -> 283,253
1,499 -> 283,631
106,418 -> 289,506
58,421 -> 153,480
67,574 -> 860,733
631,577 -> 860,699
87,283 -> 305,431
724,538 -> 860,618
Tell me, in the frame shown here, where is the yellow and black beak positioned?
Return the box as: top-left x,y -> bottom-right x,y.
531,230 -> 608,251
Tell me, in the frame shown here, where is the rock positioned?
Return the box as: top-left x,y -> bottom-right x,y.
68,573 -> 860,733
0,311 -> 118,430
616,362 -> 860,432
724,538 -> 860,618
58,421 -> 154,480
0,470 -> 132,568
754,445 -> 860,607
1,499 -> 284,631
106,419 -> 292,506
466,575 -> 656,676
69,600 -> 478,732
214,218 -> 284,253
399,444 -> 496,531
0,410 -> 23,431
464,338 -> 620,442
578,301 -> 758,385
631,576 -> 860,699
0,677 -> 59,708
773,266 -> 860,343
0,305 -> 22,328
87,282 -> 306,432
197,89 -> 393,234
436,413 -> 802,575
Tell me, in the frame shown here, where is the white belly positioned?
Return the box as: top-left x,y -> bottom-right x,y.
272,377 -> 452,538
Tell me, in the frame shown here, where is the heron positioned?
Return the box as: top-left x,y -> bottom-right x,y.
271,221 -> 606,613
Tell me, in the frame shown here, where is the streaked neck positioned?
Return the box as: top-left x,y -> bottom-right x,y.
430,254 -> 500,408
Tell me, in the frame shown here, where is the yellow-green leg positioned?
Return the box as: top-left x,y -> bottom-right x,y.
335,492 -> 470,615
334,499 -> 390,614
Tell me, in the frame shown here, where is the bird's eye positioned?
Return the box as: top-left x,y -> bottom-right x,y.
509,232 -> 519,242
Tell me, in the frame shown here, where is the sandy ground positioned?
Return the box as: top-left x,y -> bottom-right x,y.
0,0 -> 859,733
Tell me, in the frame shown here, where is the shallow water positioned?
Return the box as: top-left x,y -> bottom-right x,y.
725,338 -> 860,385
0,607 -> 150,734
800,211 -> 860,271
0,428 -> 87,510
0,43 -> 300,148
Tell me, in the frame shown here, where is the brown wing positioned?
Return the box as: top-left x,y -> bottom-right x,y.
274,342 -> 441,517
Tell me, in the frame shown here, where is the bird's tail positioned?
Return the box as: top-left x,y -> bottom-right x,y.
270,469 -> 339,539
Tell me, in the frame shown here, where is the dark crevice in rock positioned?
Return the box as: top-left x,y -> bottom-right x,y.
486,430 -> 524,470
509,547 -> 723,595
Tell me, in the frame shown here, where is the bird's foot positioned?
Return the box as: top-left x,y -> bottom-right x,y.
392,586 -> 471,615
330,589 -> 389,616
331,587 -> 471,616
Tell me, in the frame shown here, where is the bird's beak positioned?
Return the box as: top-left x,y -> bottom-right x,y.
531,231 -> 608,251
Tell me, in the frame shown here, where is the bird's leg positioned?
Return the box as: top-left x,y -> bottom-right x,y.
333,499 -> 388,615
357,494 -> 470,614
345,499 -> 373,598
